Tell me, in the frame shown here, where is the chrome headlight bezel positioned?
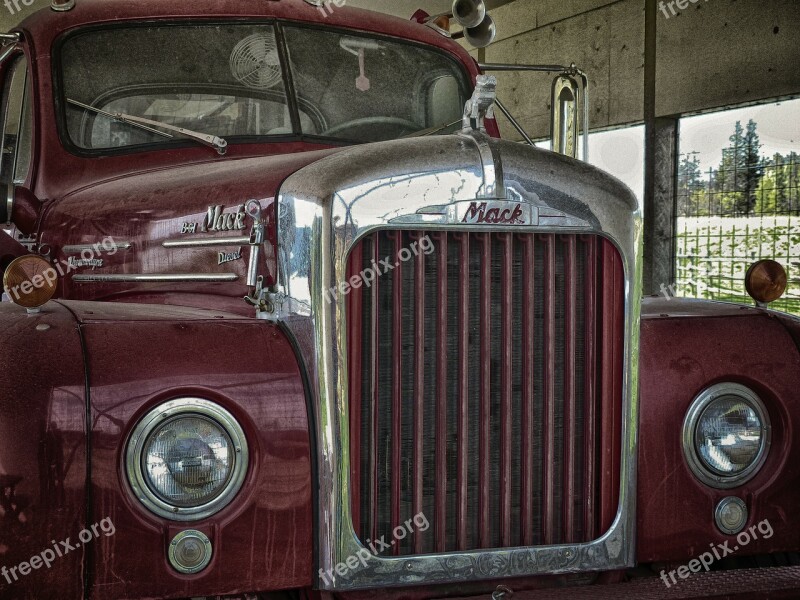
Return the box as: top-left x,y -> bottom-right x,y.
125,398 -> 249,521
682,383 -> 771,489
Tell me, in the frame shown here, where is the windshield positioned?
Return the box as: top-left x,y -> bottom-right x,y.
59,23 -> 470,153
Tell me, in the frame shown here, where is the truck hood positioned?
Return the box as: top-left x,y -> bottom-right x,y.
39,147 -> 342,304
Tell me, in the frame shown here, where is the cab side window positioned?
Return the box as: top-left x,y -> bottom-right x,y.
0,56 -> 33,188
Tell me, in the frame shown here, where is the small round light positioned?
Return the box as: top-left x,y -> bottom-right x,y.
715,497 -> 748,535
2,255 -> 57,309
683,383 -> 770,489
126,399 -> 248,521
745,260 -> 787,305
168,530 -> 212,574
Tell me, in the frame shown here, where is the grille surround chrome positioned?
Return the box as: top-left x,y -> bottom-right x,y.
277,131 -> 642,590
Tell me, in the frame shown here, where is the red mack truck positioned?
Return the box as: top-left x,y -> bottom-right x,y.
0,0 -> 798,598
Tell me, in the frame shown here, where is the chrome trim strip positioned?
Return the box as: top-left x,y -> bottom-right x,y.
456,130 -> 504,199
162,237 -> 250,248
5,183 -> 13,226
72,273 -> 238,283
681,382 -> 771,489
276,131 -> 642,590
63,242 -> 132,254
0,43 -> 17,67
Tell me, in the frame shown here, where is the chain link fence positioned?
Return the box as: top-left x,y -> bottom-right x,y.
675,152 -> 800,315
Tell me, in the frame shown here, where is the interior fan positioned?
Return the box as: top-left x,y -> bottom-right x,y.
230,33 -> 282,90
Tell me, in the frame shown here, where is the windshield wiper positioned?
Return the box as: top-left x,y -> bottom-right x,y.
67,98 -> 228,155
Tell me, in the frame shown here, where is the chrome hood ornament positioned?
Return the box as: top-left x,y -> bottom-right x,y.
463,74 -> 497,133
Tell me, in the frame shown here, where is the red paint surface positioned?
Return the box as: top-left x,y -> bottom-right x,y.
638,303 -> 800,562
9,0 -> 494,314
0,302 -> 86,599
71,301 -> 313,599
40,149 -> 338,301
1,0 -> 798,595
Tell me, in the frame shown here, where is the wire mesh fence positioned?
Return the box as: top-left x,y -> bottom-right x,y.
675,151 -> 800,315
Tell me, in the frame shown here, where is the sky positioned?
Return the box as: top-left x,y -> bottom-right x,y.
680,98 -> 800,174
587,126 -> 646,201
558,97 -> 800,202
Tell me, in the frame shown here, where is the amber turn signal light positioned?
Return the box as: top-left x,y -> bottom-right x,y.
745,259 -> 787,306
2,255 -> 57,309
433,15 -> 451,30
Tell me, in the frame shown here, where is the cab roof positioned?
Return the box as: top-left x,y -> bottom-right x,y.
15,0 -> 473,66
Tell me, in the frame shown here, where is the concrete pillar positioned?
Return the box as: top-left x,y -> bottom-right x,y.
643,0 -> 677,295
643,117 -> 678,295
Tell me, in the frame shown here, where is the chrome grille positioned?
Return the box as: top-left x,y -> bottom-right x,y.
346,230 -> 625,556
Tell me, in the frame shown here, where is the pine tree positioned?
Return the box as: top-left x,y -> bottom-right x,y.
741,119 -> 763,215
678,153 -> 704,216
715,120 -> 764,216
755,157 -> 777,215
786,152 -> 800,214
773,153 -> 788,214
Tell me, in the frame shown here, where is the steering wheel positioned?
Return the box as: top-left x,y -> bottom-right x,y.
321,116 -> 420,139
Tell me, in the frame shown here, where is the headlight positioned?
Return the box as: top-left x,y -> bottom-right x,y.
126,399 -> 248,521
682,383 -> 770,488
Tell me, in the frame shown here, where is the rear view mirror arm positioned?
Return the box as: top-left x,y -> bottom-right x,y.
479,62 -> 590,160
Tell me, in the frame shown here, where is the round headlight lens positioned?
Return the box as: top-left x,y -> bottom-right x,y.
126,399 -> 248,521
696,398 -> 763,475
683,383 -> 770,488
143,415 -> 234,508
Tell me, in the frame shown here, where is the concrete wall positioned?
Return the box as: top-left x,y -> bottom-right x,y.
655,0 -> 799,117
0,0 -> 38,30
472,0 -> 644,140
346,0 -> 513,18
470,0 -> 798,141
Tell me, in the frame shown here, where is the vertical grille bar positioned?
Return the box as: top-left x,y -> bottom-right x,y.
500,233 -> 513,547
541,234 -> 556,545
347,242 -> 363,536
456,233 -> 470,551
520,234 -> 535,547
478,234 -> 492,549
599,240 -> 624,533
391,232 -> 403,556
583,235 -> 597,540
435,234 -> 448,553
369,236 -> 380,543
413,234 -> 426,554
563,235 -> 577,542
